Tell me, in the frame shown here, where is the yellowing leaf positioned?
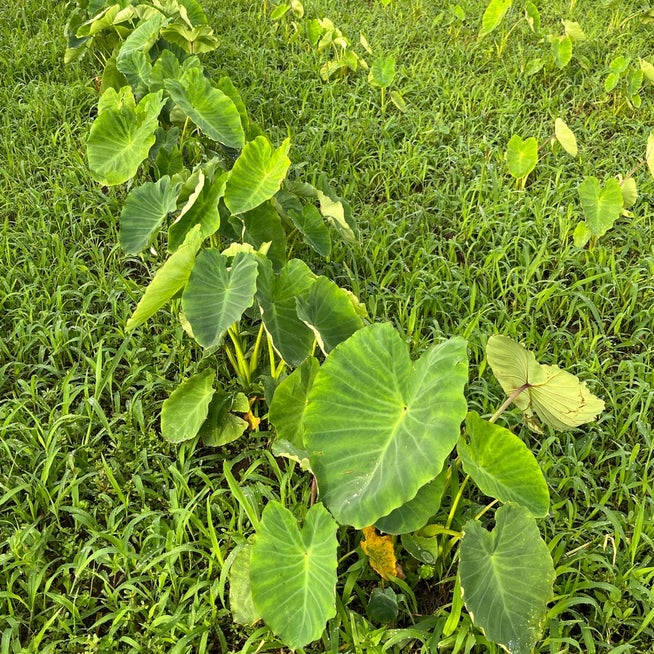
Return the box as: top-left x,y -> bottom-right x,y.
361,527 -> 400,580
647,132 -> 654,180
486,335 -> 604,431
554,118 -> 577,157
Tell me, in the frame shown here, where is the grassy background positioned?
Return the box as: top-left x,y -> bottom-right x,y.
1,0 -> 654,651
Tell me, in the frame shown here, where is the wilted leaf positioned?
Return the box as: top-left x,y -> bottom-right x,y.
486,335 -> 604,431
360,527 -> 400,580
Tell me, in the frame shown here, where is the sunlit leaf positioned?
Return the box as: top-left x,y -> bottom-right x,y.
578,176 -> 623,238
486,335 -> 604,431
620,177 -> 638,208
229,544 -> 260,625
506,135 -> 538,180
126,225 -> 202,330
646,132 -> 654,179
368,56 -> 395,88
87,87 -> 164,186
165,67 -> 244,148
458,412 -> 549,517
551,35 -> 572,68
478,0 -> 513,39
161,368 -> 215,443
554,118 -> 577,157
225,136 -> 291,215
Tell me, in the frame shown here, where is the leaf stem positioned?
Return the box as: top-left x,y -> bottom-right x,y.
489,382 -> 529,424
445,473 -> 469,530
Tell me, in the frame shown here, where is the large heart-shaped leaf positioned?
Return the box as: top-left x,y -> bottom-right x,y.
225,136 -> 291,215
250,501 -> 338,650
165,67 -> 244,149
199,389 -> 249,447
458,412 -> 549,517
459,503 -> 555,654
304,323 -> 468,528
161,368 -> 215,443
256,259 -> 316,366
268,357 -> 320,448
87,87 -> 165,186
486,335 -> 604,431
119,176 -> 180,254
578,177 -> 623,238
116,12 -> 163,64
296,277 -> 364,355
506,135 -> 538,180
126,225 -> 202,331
182,250 -> 258,348
240,202 -> 288,272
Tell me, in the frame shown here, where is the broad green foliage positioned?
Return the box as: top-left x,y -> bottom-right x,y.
119,176 -> 181,253
165,67 -> 245,148
459,504 -> 555,654
250,502 -> 338,649
126,225 -> 203,330
304,323 -> 469,528
181,250 -> 258,348
458,412 -> 549,517
198,389 -> 249,446
224,136 -> 292,214
160,367 -> 215,442
87,87 -> 164,185
486,335 -> 604,431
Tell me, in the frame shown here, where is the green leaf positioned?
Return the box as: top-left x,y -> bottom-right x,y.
287,203 -> 332,257
640,59 -> 654,84
367,587 -> 399,624
229,544 -> 260,625
478,0 -> 512,39
182,250 -> 258,348
119,176 -> 181,254
375,467 -> 448,535
524,2 -> 540,33
256,259 -> 316,366
551,35 -> 572,68
506,135 -> 538,180
578,176 -> 623,238
116,13 -> 163,63
240,202 -> 288,273
165,67 -> 245,149
199,389 -> 249,446
269,357 -> 320,448
304,323 -> 468,528
126,225 -> 203,330
250,501 -> 338,650
605,71 -> 620,92
161,368 -> 215,443
168,173 -> 226,252
620,177 -> 638,208
295,277 -> 364,355
609,55 -> 630,74
87,87 -> 165,186
225,136 -> 291,215
149,49 -> 181,92
572,221 -> 592,248
460,504 -> 555,654
562,19 -> 586,41
116,50 -> 152,97
486,335 -> 604,431
390,90 -> 407,112
647,132 -> 654,179
368,56 -> 395,88
458,412 -> 549,517
554,118 -> 577,157
161,23 -> 219,54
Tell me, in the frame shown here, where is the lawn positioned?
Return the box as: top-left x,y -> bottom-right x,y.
1,0 -> 654,652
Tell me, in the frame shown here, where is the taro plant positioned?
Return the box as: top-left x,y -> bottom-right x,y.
69,0 -> 361,446
226,332 -> 604,652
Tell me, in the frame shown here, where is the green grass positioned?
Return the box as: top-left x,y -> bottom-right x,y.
2,0 -> 654,651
